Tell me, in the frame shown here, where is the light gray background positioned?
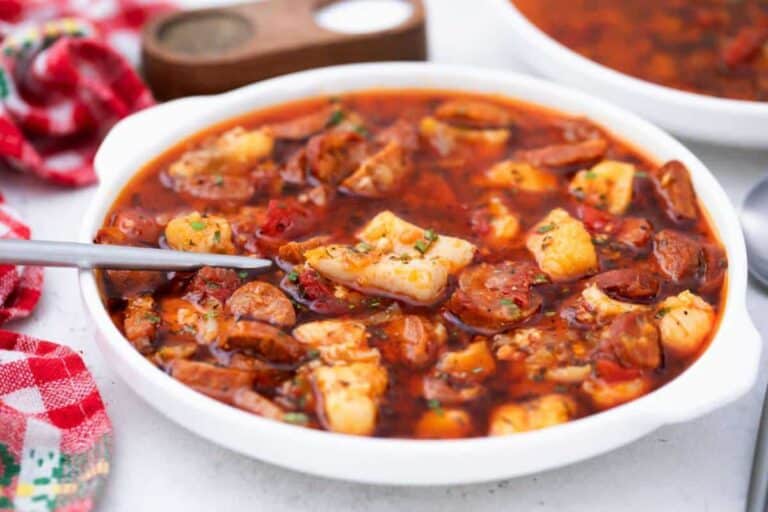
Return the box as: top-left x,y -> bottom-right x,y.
3,1 -> 767,510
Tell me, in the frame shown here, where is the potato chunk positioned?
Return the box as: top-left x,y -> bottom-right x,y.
581,284 -> 645,322
414,408 -> 473,439
123,295 -> 158,354
436,340 -> 496,384
480,160 -> 558,192
419,117 -> 509,156
526,208 -> 597,281
292,319 -> 380,364
657,290 -> 715,357
168,127 -> 274,178
483,196 -> 520,246
582,376 -> 651,410
305,211 -> 476,304
312,362 -> 388,436
340,140 -> 412,197
165,212 -> 235,254
489,394 -> 576,435
570,160 -> 635,214
226,281 -> 296,327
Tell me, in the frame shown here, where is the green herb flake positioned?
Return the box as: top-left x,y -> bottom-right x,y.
424,228 -> 438,242
326,109 -> 345,127
584,170 -> 598,180
143,313 -> 161,324
354,125 -> 369,136
414,240 -> 429,254
306,349 -> 321,360
213,175 -> 224,186
532,273 -> 548,284
181,324 -> 197,335
367,298 -> 382,308
213,230 -> 221,243
655,307 -> 671,319
189,220 -> 206,231
283,412 -> 309,426
536,223 -> 555,234
426,399 -> 444,416
355,242 -> 373,253
287,271 -> 299,283
238,271 -> 248,280
635,171 -> 648,178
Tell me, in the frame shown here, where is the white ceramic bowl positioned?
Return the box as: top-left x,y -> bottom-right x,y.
79,63 -> 760,485
490,0 -> 768,148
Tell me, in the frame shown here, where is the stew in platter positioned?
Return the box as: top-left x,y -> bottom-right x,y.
96,90 -> 727,438
514,0 -> 768,101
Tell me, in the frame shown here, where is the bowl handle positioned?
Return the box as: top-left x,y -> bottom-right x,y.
94,96 -> 211,186
647,308 -> 762,424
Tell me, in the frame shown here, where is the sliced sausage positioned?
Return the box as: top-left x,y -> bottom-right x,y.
435,99 -> 514,129
653,230 -> 701,282
168,360 -> 255,403
593,268 -> 660,303
105,269 -> 166,299
305,130 -> 367,184
447,262 -> 543,333
604,311 -> 661,369
187,267 -> 241,304
651,160 -> 698,224
222,320 -> 305,363
95,207 -> 161,246
226,281 -> 296,327
614,217 -> 653,251
516,138 -> 607,168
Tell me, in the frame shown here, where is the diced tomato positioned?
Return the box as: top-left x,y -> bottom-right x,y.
298,269 -> 334,301
260,199 -> 315,239
595,359 -> 643,383
575,203 -> 617,233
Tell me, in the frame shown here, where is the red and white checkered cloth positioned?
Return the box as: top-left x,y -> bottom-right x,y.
0,193 -> 42,326
0,0 -> 174,186
0,331 -> 112,511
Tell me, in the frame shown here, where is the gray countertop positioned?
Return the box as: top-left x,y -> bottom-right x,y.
3,0 -> 767,510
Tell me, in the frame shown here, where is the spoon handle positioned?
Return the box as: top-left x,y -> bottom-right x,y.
0,239 -> 272,271
747,381 -> 768,512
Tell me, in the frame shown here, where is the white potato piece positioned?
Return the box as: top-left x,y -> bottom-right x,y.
569,160 -> 635,214
526,208 -> 597,281
419,116 -> 509,156
436,340 -> 496,383
305,211 -> 476,304
292,319 -> 380,364
582,376 -> 651,410
341,140 -> 411,197
581,284 -> 646,322
489,394 -> 576,435
164,211 -> 235,254
168,127 -> 274,178
485,196 -> 520,246
657,290 -> 715,357
481,160 -> 558,192
312,362 -> 388,436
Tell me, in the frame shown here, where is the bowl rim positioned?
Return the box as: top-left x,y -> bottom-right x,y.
491,0 -> 768,114
77,62 -> 760,483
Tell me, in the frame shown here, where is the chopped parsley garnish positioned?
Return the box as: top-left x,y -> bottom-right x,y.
326,109 -> 345,127
354,125 -> 369,136
426,399 -> 444,416
366,297 -> 381,308
238,271 -> 248,280
204,309 -> 218,321
283,412 -> 309,425
655,307 -> 671,318
635,171 -> 648,178
287,270 -> 299,282
143,313 -> 161,324
181,324 -> 197,335
500,298 -> 521,317
532,273 -> 548,284
189,220 -> 206,231
355,242 -> 373,253
306,349 -> 321,360
213,230 -> 221,243
536,223 -> 555,234
414,229 -> 439,254
584,170 -> 598,180
213,174 -> 224,186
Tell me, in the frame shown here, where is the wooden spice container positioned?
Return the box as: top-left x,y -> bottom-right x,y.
142,0 -> 427,100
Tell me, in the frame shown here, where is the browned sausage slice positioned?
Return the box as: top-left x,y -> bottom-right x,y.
651,161 -> 698,224
516,138 -> 607,167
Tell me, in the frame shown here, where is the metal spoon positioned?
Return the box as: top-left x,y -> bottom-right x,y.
0,239 -> 272,271
742,175 -> 768,512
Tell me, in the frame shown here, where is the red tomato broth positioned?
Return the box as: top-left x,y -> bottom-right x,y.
97,89 -> 727,439
514,0 -> 768,101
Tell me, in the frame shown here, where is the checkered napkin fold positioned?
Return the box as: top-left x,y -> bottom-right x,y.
0,0 -> 174,186
0,197 -> 110,512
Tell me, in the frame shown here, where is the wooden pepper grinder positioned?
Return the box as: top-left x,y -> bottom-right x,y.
142,0 -> 427,100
